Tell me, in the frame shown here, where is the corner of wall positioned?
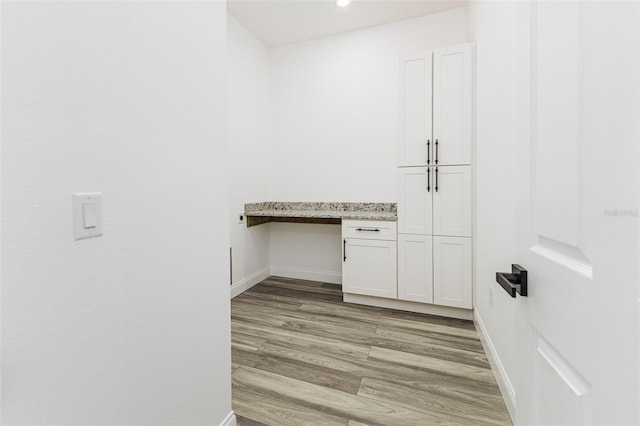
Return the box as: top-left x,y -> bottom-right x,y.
220,411 -> 237,426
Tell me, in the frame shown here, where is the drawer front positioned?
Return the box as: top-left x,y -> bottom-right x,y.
342,219 -> 397,241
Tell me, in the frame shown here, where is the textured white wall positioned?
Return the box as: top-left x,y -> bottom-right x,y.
466,0 -> 517,417
1,2 -> 232,424
228,16 -> 272,290
267,9 -> 468,282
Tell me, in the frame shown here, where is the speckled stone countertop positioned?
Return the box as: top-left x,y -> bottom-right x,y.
245,202 -> 397,221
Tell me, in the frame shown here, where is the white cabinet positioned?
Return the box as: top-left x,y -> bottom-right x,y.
343,219 -> 397,241
397,168 -> 432,235
397,233 -> 471,308
433,44 -> 474,166
399,44 -> 473,168
432,165 -> 472,237
342,220 -> 397,299
396,42 -> 474,313
398,234 -> 433,303
398,165 -> 471,238
433,236 -> 472,309
399,52 -> 433,167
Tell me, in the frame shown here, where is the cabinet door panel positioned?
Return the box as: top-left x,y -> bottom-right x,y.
399,52 -> 433,166
398,234 -> 433,303
433,165 -> 472,237
398,168 -> 432,235
342,239 -> 397,299
433,44 -> 473,166
433,236 -> 472,309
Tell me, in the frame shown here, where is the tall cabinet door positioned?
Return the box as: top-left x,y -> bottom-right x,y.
397,167 -> 432,235
432,165 -> 472,237
398,234 -> 433,303
433,236 -> 472,309
433,44 -> 473,166
399,52 -> 433,166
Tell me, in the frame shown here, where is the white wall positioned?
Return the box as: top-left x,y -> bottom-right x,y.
466,0 -> 518,418
1,2 -> 232,424
228,16 -> 272,293
268,9 -> 468,282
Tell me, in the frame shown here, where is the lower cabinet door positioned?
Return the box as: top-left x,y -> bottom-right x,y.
342,238 -> 397,299
398,234 -> 433,303
433,236 -> 472,309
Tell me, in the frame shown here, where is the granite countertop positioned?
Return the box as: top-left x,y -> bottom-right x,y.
245,202 -> 397,221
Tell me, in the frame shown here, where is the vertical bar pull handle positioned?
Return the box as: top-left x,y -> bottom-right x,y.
343,239 -> 347,262
427,139 -> 431,165
435,167 -> 439,192
435,139 -> 439,164
427,168 -> 431,192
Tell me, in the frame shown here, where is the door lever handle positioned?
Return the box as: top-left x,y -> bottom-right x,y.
496,264 -> 528,297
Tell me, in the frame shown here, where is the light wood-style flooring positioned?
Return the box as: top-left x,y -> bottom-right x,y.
232,276 -> 512,426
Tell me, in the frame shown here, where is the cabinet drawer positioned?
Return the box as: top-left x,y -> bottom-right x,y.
342,220 -> 397,241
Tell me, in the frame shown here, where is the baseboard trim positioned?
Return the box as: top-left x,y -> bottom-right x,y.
343,293 -> 473,320
231,267 -> 270,298
270,265 -> 341,284
220,411 -> 236,426
473,310 -> 516,422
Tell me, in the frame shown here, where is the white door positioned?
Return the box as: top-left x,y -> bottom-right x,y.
342,238 -> 397,299
397,167 -> 432,235
399,51 -> 433,167
433,43 -> 473,166
512,2 -> 640,424
433,236 -> 472,309
397,234 -> 433,303
432,165 -> 472,237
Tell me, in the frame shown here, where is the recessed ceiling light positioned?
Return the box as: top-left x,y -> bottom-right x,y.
336,0 -> 350,7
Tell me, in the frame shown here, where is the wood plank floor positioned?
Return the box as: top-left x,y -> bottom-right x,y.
232,276 -> 512,426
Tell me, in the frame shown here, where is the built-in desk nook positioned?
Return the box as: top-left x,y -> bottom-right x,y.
243,201 -> 472,320
244,202 -> 397,226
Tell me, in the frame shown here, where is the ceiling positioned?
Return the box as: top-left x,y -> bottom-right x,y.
228,0 -> 467,47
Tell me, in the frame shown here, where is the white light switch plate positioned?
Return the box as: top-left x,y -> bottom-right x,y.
73,193 -> 103,240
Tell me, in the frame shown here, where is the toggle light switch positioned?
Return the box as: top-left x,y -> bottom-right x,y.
73,193 -> 103,240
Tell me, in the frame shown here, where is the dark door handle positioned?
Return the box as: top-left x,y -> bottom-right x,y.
356,228 -> 380,232
427,168 -> 431,192
427,139 -> 431,165
435,139 -> 439,164
343,239 -> 347,262
496,264 -> 528,297
435,167 -> 439,192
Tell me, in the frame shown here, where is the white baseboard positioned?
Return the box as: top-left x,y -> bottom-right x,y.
219,411 -> 236,426
270,264 -> 341,284
231,267 -> 270,299
343,293 -> 473,320
473,310 -> 516,422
